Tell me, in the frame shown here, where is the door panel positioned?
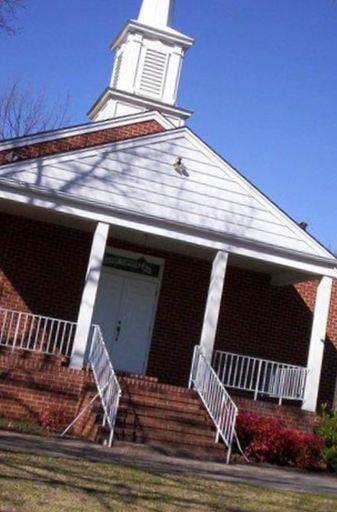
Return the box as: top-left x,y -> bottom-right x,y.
93,272 -> 124,348
112,278 -> 157,374
93,269 -> 158,374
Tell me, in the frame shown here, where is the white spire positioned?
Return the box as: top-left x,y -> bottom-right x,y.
88,0 -> 194,127
138,0 -> 175,28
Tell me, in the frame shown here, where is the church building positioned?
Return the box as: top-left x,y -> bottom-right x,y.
0,0 -> 336,461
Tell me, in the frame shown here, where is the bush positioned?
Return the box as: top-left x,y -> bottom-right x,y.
316,405 -> 337,472
236,412 -> 324,469
39,406 -> 67,433
324,446 -> 337,472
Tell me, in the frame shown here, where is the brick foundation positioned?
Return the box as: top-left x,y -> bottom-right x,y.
0,349 -> 92,426
0,353 -> 318,455
233,394 -> 316,432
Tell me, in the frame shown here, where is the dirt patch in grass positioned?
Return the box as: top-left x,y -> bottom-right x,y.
0,450 -> 337,511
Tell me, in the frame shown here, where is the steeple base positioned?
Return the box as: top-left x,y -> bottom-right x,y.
88,88 -> 192,128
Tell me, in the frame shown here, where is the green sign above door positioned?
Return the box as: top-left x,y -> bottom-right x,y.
103,254 -> 160,278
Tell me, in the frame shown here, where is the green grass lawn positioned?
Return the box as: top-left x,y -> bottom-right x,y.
0,449 -> 336,512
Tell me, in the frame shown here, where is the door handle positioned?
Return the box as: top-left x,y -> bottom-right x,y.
115,321 -> 121,342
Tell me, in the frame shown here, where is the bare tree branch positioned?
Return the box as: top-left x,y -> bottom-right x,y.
0,0 -> 26,35
0,80 -> 71,140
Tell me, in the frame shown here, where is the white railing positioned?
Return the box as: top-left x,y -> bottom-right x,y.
212,350 -> 309,404
88,325 -> 121,447
189,345 -> 238,464
0,307 -> 77,357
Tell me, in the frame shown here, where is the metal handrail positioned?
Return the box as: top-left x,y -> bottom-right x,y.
189,345 -> 238,464
212,350 -> 309,404
0,307 -> 77,357
88,324 -> 121,446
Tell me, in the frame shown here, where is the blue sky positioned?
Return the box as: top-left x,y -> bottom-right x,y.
1,0 -> 337,249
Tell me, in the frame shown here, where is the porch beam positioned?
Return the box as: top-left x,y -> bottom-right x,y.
302,276 -> 333,412
199,251 -> 229,362
70,222 -> 109,368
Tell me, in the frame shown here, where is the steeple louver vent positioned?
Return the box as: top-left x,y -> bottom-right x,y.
138,49 -> 168,98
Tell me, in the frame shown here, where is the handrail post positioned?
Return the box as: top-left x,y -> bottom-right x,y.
254,359 -> 262,401
188,345 -> 197,389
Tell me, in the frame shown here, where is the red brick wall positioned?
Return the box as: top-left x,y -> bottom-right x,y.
215,269 -> 312,366
0,120 -> 163,166
0,211 -> 91,320
234,395 -> 316,432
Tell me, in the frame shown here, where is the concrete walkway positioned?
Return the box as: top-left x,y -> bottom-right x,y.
0,430 -> 336,496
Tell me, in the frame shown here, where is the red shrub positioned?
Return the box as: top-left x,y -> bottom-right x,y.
236,412 -> 324,469
39,406 -> 67,433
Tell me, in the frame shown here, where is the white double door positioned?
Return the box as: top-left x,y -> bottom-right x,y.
93,268 -> 158,374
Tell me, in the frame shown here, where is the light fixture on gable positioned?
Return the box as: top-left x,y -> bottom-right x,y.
173,157 -> 188,176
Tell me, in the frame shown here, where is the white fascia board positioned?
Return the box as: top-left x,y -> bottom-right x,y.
0,110 -> 172,151
112,20 -> 194,50
0,177 -> 336,279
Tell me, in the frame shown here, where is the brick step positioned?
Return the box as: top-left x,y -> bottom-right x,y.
117,402 -> 209,423
119,396 -> 205,416
119,389 -> 202,408
120,380 -> 196,398
114,421 -> 217,445
113,427 -> 224,457
117,373 -> 159,384
116,411 -> 215,437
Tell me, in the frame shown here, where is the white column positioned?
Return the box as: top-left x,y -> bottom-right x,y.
70,222 -> 109,368
199,251 -> 229,362
302,276 -> 333,412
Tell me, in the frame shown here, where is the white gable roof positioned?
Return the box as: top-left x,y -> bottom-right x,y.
0,126 -> 334,267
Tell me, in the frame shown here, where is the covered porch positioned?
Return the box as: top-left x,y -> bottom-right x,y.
0,204 -> 335,416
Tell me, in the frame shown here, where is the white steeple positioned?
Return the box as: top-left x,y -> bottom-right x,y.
88,0 -> 194,127
138,0 -> 175,28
